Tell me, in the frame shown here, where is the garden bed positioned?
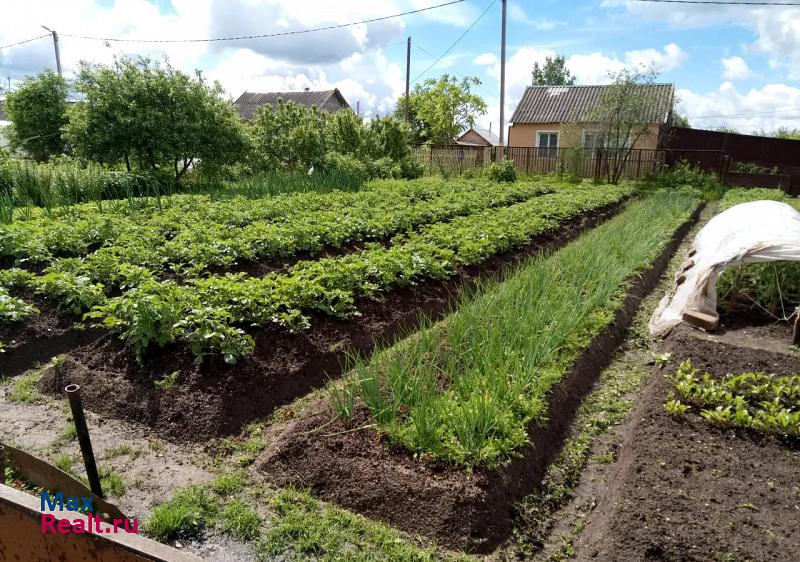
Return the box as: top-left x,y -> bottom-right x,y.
255,195 -> 702,552
37,197 -> 629,441
573,322 -> 799,562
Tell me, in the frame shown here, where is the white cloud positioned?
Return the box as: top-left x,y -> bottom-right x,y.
473,52 -> 498,66
677,82 -> 800,133
507,3 -> 562,31
0,0 -> 415,119
721,56 -> 753,80
625,43 -> 687,73
566,44 -> 686,85
603,1 -> 800,79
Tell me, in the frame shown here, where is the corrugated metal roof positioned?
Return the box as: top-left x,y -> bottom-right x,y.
455,127 -> 501,146
509,84 -> 674,124
234,89 -> 350,120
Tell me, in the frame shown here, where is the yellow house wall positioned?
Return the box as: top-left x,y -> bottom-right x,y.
508,122 -> 662,150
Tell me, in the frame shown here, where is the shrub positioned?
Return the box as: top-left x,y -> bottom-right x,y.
321,152 -> 369,184
652,160 -> 724,199
487,158 -> 517,183
399,157 -> 424,180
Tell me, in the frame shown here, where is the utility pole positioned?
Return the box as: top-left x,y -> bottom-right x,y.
498,0 -> 507,161
41,26 -> 62,77
405,36 -> 411,123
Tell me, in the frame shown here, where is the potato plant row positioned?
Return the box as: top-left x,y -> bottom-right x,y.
330,189 -> 700,468
12,183 -> 630,364
0,178 -> 551,275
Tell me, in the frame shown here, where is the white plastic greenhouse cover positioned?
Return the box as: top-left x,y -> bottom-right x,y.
649,200 -> 800,336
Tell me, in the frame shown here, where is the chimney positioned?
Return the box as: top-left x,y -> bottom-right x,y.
489,122 -> 492,134
304,87 -> 310,92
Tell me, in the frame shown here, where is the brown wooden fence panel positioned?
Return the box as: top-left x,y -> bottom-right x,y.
410,145 -> 672,181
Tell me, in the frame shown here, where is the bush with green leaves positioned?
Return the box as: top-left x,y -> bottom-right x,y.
487,158 -> 517,183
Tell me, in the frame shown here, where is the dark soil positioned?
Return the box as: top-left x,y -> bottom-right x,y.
254,206 -> 702,553
0,294 -> 102,377
37,201 -> 629,443
573,324 -> 800,562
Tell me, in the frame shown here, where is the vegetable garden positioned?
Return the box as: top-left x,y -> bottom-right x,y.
4,174 -> 798,560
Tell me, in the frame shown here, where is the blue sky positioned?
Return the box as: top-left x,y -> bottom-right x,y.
1,0 -> 799,133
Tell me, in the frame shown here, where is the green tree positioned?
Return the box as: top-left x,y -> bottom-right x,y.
396,75 -> 487,145
583,68 -> 661,184
673,114 -> 691,128
5,70 -> 68,161
250,100 -> 327,171
531,55 -> 575,86
66,56 -> 247,181
367,116 -> 410,161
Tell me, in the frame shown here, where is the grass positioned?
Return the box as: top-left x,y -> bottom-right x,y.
52,453 -> 75,474
256,487 -> 461,562
335,189 -> 700,468
4,369 -> 44,403
208,471 -> 247,496
98,466 -> 126,496
220,498 -> 261,541
103,444 -> 143,460
144,485 -> 218,541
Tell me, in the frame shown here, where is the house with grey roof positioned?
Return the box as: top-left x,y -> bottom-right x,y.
234,88 -> 351,121
508,84 -> 675,151
455,127 -> 500,147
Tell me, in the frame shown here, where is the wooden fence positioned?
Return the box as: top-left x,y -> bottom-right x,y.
409,145 -> 753,184
410,145 -> 677,181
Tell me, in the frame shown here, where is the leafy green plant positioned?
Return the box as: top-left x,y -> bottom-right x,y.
487,158 -> 517,183
666,360 -> 800,438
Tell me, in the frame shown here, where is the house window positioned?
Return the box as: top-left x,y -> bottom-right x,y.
582,130 -> 604,150
537,131 -> 558,156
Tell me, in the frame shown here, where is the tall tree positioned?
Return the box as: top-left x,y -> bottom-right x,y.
673,114 -> 691,128
395,75 -> 487,145
531,55 -> 575,86
584,68 -> 661,184
250,100 -> 328,171
66,56 -> 247,181
5,70 -> 68,161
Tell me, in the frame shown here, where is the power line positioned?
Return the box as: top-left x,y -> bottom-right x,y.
412,0 -> 497,83
0,33 -> 50,52
59,1 -> 465,44
634,0 -> 800,5
413,43 -> 496,98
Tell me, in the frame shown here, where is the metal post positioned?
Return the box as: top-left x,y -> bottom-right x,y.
0,445 -> 5,485
42,26 -> 62,77
793,313 -> 800,347
405,36 -> 411,123
497,0 -> 507,162
65,384 -> 103,498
